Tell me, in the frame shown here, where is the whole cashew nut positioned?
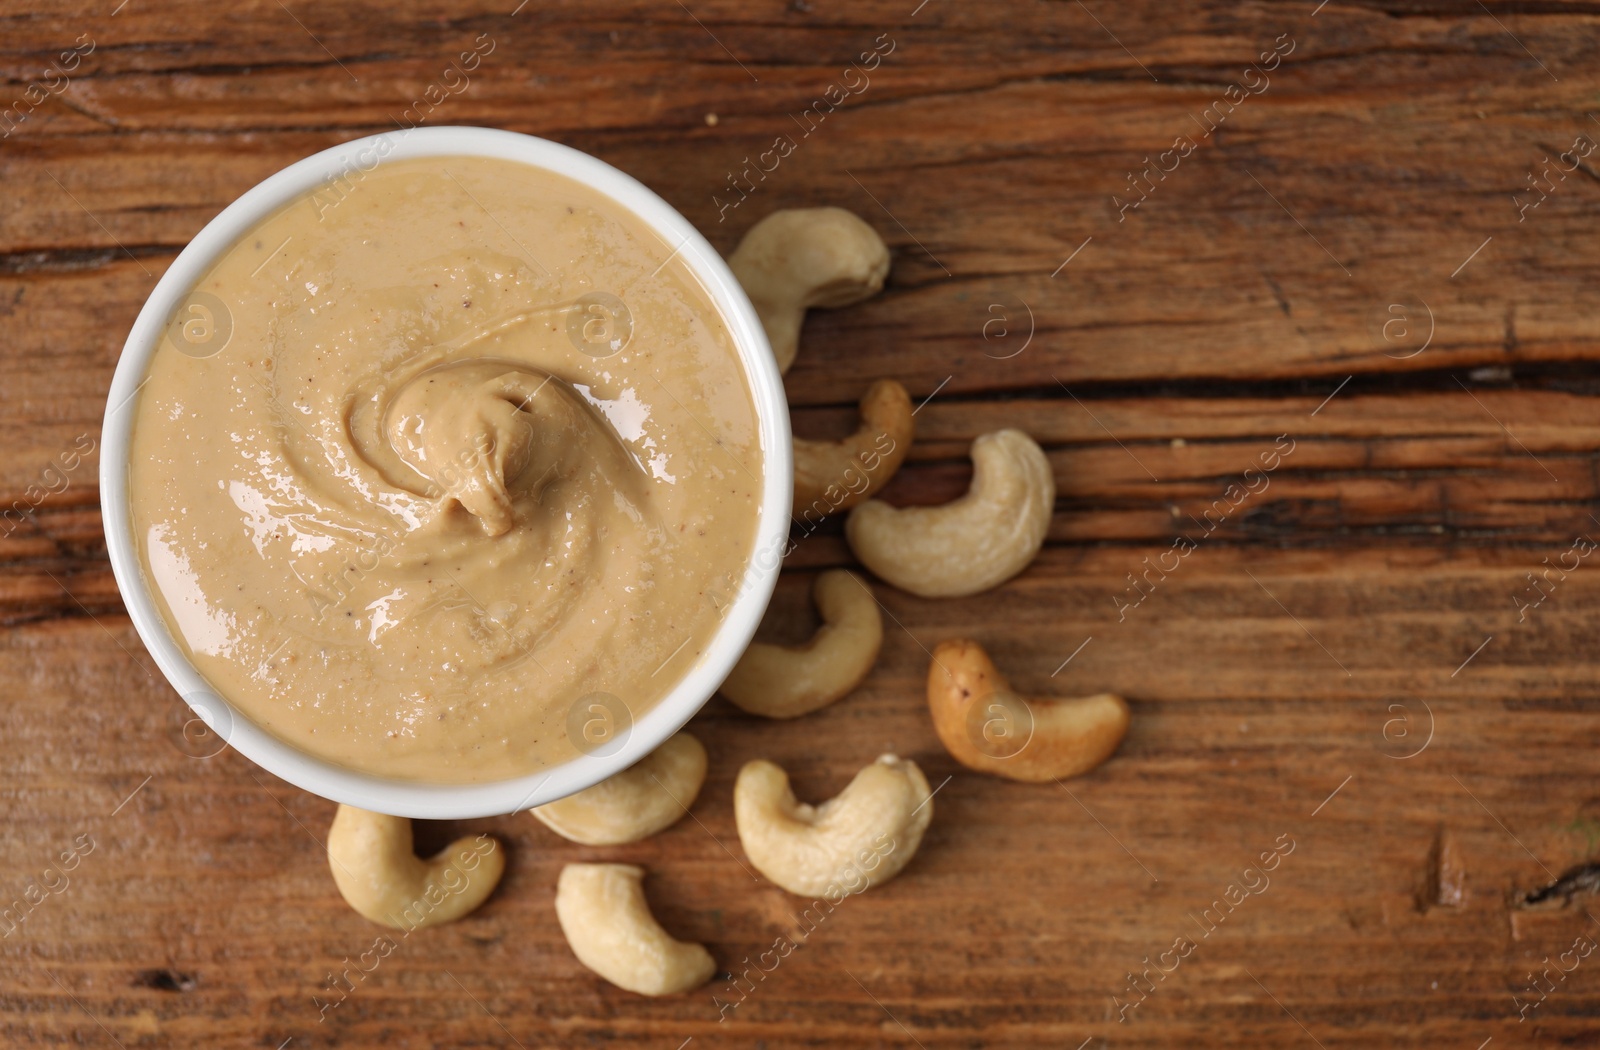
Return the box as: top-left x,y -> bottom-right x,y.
927,639 -> 1128,783
728,207 -> 890,374
734,754 -> 932,897
555,863 -> 716,996
327,805 -> 504,929
720,570 -> 883,719
794,379 -> 914,520
532,732 -> 707,845
845,428 -> 1053,598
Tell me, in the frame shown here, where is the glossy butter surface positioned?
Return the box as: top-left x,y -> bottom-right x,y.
128,156 -> 762,782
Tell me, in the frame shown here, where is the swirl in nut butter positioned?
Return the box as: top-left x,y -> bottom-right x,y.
128,156 -> 762,782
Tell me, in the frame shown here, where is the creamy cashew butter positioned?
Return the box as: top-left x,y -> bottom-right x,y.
128,155 -> 762,782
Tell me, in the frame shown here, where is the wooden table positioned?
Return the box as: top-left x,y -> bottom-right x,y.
5,1 -> 1600,1046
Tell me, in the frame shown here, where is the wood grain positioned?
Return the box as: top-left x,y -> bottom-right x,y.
5,0 -> 1600,1046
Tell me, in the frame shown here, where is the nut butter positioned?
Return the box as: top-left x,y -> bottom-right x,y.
128,155 -> 762,782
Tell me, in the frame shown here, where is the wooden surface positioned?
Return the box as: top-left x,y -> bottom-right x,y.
5,0 -> 1600,1046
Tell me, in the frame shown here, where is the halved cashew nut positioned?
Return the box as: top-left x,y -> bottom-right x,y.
927,639 -> 1128,783
794,379 -> 914,518
555,863 -> 716,996
728,207 -> 890,374
734,754 -> 932,897
532,732 -> 707,845
846,428 -> 1053,598
720,570 -> 882,719
327,805 -> 504,929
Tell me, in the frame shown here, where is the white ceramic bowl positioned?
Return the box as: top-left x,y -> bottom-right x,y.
101,127 -> 792,819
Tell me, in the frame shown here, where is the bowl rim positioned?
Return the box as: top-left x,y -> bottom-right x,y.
100,126 -> 792,819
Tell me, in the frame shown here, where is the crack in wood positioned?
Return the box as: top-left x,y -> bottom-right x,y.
133,969 -> 197,993
1522,862 -> 1600,907
0,244 -> 177,275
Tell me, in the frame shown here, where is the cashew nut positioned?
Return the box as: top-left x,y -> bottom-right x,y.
720,570 -> 883,719
734,754 -> 932,897
555,863 -> 716,996
927,639 -> 1128,783
728,207 -> 890,374
845,428 -> 1053,598
794,379 -> 914,519
532,732 -> 707,845
327,805 -> 504,929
